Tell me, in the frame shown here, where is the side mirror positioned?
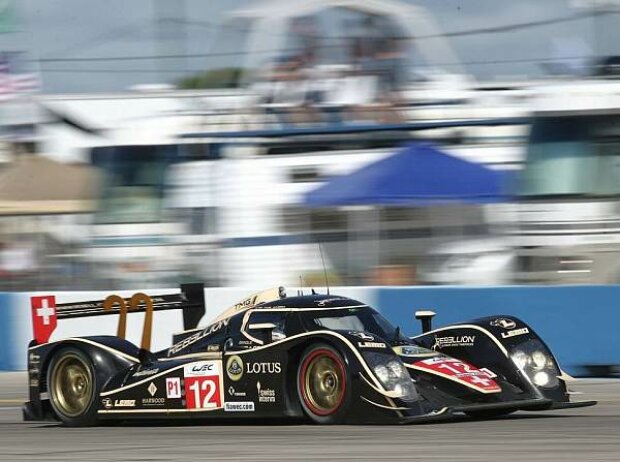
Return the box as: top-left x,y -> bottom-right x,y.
248,322 -> 278,344
415,310 -> 436,334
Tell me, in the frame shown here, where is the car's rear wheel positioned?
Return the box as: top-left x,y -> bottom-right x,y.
47,347 -> 100,426
297,344 -> 350,424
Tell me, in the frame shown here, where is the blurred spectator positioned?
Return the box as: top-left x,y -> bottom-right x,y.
344,16 -> 407,124
290,16 -> 320,67
263,53 -> 324,126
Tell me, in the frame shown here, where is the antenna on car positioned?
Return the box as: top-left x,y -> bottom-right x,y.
318,240 -> 330,295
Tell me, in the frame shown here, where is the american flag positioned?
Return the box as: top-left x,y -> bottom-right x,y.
0,54 -> 40,101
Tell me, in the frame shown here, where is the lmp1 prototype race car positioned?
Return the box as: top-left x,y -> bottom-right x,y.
24,284 -> 595,426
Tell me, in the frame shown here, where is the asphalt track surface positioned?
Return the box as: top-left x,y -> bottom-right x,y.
0,373 -> 619,461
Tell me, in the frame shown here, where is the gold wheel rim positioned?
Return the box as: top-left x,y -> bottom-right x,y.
304,354 -> 344,414
50,353 -> 93,418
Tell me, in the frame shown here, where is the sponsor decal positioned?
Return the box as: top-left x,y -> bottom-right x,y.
246,362 -> 281,374
349,332 -> 374,341
207,344 -> 220,352
256,381 -> 276,403
184,361 -> 223,410
233,295 -> 258,311
102,398 -> 112,409
226,355 -> 244,382
168,319 -> 230,356
133,368 -> 159,377
224,401 -> 255,412
113,399 -> 136,407
228,386 -> 247,398
412,358 -> 501,394
501,327 -> 529,339
490,318 -> 517,330
432,335 -> 476,350
166,377 -> 182,399
358,341 -> 387,349
203,319 -> 230,336
226,356 -> 281,379
188,363 -> 215,375
142,397 -> 165,406
28,352 -> 42,382
147,382 -> 157,397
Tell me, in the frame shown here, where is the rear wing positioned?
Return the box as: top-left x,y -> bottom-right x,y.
30,283 -> 205,351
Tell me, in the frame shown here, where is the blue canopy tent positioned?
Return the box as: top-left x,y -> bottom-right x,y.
302,142 -> 514,284
304,142 -> 513,207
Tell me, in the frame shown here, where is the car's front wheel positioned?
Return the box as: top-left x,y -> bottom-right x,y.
297,344 -> 350,424
47,347 -> 100,426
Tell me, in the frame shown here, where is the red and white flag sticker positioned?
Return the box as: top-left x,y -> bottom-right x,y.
30,296 -> 57,344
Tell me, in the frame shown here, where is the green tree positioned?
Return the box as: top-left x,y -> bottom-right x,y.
176,67 -> 243,90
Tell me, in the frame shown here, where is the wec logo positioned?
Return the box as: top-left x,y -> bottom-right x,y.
192,364 -> 214,373
184,361 -> 221,378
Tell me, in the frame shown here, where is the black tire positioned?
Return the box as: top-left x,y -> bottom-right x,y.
47,347 -> 100,427
296,343 -> 351,424
465,409 -> 516,420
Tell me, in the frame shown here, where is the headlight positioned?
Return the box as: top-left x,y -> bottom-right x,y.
511,351 -> 528,370
387,360 -> 408,379
510,342 -> 559,389
531,351 -> 547,370
533,371 -> 550,387
365,353 -> 418,402
374,364 -> 389,383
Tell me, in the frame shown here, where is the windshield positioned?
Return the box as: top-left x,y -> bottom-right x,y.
302,306 -> 406,341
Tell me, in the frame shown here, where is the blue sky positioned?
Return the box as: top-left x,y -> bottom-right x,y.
3,0 -> 614,93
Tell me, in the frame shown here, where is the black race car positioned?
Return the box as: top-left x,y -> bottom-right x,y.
24,284 -> 595,426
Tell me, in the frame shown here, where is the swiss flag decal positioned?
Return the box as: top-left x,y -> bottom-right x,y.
31,296 -> 57,344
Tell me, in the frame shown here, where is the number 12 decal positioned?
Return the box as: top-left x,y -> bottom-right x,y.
185,376 -> 222,410
437,361 -> 495,379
